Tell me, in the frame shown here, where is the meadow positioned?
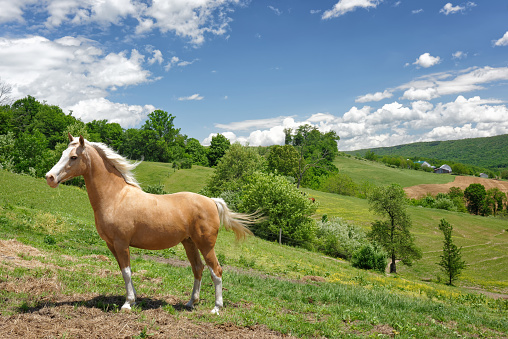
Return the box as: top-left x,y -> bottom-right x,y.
0,162 -> 507,338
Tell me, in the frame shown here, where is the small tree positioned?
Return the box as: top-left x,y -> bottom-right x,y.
367,184 -> 422,273
239,172 -> 317,248
437,219 -> 466,285
464,183 -> 486,215
207,134 -> 230,167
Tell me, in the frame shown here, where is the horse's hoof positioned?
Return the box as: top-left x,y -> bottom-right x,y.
211,306 -> 220,315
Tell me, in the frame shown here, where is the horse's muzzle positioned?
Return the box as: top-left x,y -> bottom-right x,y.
45,173 -> 59,188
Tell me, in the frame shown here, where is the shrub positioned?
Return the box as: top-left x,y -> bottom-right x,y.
434,197 -> 457,211
315,218 -> 367,259
143,183 -> 168,195
239,172 -> 317,248
351,243 -> 387,273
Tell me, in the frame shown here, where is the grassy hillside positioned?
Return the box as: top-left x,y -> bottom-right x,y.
345,134 -> 508,169
0,169 -> 507,338
333,155 -> 454,188
133,162 -> 213,193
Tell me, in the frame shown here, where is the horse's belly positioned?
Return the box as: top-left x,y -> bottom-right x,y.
129,224 -> 187,250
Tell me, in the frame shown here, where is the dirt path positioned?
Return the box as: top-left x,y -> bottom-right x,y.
404,175 -> 508,199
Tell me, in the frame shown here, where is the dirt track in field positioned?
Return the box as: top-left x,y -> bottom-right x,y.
404,175 -> 508,199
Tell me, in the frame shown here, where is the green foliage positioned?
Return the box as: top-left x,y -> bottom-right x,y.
203,143 -> 264,196
185,138 -> 208,166
207,134 -> 230,167
464,183 -> 487,215
321,172 -> 361,197
437,219 -> 466,285
351,243 -> 387,273
284,124 -> 340,188
315,217 -> 368,259
143,183 -> 168,195
266,144 -> 299,179
239,172 -> 317,248
368,184 -> 422,273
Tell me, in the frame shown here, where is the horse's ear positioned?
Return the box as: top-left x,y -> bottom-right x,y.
79,135 -> 85,147
68,132 -> 74,142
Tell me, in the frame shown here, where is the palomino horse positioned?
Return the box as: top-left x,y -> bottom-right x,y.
46,134 -> 256,314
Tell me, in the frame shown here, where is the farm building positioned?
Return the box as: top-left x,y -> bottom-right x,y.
434,164 -> 452,174
415,160 -> 433,168
479,173 -> 489,178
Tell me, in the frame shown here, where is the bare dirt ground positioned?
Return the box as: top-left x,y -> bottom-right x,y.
404,175 -> 508,199
0,239 -> 290,339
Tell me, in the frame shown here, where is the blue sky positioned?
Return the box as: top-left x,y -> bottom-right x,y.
1,0 -> 508,151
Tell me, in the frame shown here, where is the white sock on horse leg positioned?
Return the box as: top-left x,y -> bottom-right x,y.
121,266 -> 136,310
208,266 -> 223,315
186,278 -> 201,308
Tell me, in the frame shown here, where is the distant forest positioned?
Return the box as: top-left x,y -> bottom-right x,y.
346,135 -> 508,171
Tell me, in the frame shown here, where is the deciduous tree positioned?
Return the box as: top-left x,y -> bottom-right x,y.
367,184 -> 422,273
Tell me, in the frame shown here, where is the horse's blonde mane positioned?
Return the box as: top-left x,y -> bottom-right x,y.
88,141 -> 142,189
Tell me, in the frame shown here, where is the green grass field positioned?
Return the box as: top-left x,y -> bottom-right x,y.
333,155 -> 455,187
0,163 -> 507,338
133,162 -> 213,193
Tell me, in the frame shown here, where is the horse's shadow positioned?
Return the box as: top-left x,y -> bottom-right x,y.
19,295 -> 191,314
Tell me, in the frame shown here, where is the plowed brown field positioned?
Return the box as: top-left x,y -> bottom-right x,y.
404,175 -> 508,199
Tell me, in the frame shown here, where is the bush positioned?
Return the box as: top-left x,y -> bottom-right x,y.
143,183 -> 168,195
315,218 -> 367,259
351,243 -> 387,273
239,172 -> 317,248
434,197 -> 457,211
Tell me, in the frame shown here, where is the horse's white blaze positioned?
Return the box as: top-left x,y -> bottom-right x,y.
45,147 -> 72,186
209,266 -> 223,315
121,266 -> 136,310
186,278 -> 202,308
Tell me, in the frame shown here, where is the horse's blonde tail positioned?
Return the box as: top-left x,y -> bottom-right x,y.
212,198 -> 261,241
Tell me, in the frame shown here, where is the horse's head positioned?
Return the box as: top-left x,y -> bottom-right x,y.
45,133 -> 88,188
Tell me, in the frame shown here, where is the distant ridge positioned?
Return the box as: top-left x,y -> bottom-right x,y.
344,134 -> 508,169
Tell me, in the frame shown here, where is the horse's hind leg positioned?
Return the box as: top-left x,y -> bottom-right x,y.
181,238 -> 205,308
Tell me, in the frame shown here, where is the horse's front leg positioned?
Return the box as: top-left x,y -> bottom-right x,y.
107,242 -> 136,310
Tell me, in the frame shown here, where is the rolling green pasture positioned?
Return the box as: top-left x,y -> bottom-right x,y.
333,155 -> 454,187
133,162 -> 213,193
304,188 -> 508,293
0,169 -> 507,338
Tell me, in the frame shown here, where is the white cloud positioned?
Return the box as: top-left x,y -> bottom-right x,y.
413,53 -> 441,68
215,116 -> 290,130
178,93 -> 204,101
356,90 -> 393,103
494,31 -> 508,47
0,35 -> 155,127
439,2 -> 476,15
268,6 -> 282,16
440,3 -> 464,15
322,0 -> 379,20
4,0 -> 243,46
412,9 -> 423,14
452,51 -> 466,59
68,98 -> 155,127
204,95 -> 508,151
399,66 -> 508,100
148,50 -> 163,65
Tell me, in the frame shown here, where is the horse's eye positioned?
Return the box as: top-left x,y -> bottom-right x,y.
70,156 -> 78,160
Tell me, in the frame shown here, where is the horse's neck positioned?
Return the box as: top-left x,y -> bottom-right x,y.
83,147 -> 128,212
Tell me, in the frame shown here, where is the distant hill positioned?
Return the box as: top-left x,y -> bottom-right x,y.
345,134 -> 508,169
